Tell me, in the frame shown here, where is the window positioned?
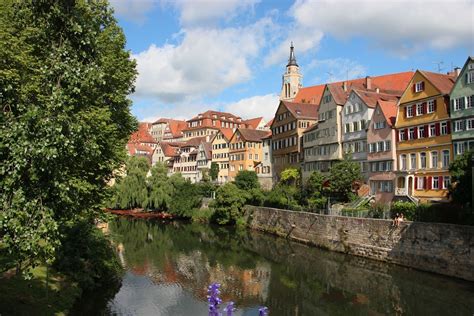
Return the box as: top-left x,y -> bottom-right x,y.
249,153 -> 252,160
454,120 -> 465,132
353,121 -> 359,131
467,118 -> 474,130
408,128 -> 415,140
415,81 -> 424,92
420,152 -> 426,169
407,106 -> 414,117
428,100 -> 436,113
239,164 -> 243,171
432,177 -> 439,190
456,142 -> 465,155
467,95 -> 474,108
429,124 -> 436,137
443,176 -> 451,189
418,126 -> 425,138
416,103 -> 424,116
410,153 -> 416,170
399,129 -> 406,141
371,163 -> 377,172
431,151 -> 438,169
442,150 -> 450,168
454,97 -> 464,111
255,154 -> 259,160
384,141 -> 391,151
374,121 -> 386,129
441,122 -> 448,135
400,154 -> 407,171
468,71 -> 474,84
230,165 -> 235,171
417,177 -> 425,189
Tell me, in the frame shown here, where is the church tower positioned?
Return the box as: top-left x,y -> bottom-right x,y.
280,42 -> 303,101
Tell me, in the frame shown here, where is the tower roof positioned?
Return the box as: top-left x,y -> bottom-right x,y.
287,42 -> 298,67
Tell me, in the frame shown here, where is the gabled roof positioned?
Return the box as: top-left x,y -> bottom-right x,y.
264,118 -> 274,128
127,143 -> 153,156
450,56 -> 474,95
159,142 -> 183,157
199,141 -> 212,160
217,128 -> 234,141
377,100 -> 398,127
419,70 -> 456,95
166,120 -> 187,138
188,110 -> 242,121
129,122 -> 155,144
293,84 -> 325,104
282,100 -> 319,119
243,117 -> 265,129
234,128 -> 271,142
183,136 -> 207,147
352,89 -> 399,108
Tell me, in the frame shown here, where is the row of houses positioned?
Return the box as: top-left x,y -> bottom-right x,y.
128,44 -> 473,204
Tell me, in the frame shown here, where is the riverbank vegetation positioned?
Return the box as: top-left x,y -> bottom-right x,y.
1,0 -> 136,312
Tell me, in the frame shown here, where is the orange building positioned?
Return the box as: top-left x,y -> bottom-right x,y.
394,71 -> 456,202
228,128 -> 271,180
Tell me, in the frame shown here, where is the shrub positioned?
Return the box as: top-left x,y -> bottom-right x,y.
210,183 -> 249,225
390,201 -> 417,221
169,181 -> 203,218
191,208 -> 215,223
234,171 -> 260,191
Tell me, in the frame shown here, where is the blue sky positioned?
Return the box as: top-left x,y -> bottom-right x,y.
110,0 -> 474,122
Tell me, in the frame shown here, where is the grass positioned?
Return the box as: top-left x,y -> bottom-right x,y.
0,265 -> 82,316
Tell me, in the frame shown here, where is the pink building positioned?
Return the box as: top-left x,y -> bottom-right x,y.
367,100 -> 399,203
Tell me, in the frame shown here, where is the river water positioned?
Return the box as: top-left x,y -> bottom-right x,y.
76,217 -> 474,315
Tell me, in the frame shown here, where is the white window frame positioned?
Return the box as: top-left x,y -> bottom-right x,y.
468,71 -> 474,84
407,106 -> 414,118
400,154 -> 407,171
415,81 -> 424,92
410,153 -> 416,170
431,151 -> 438,169
408,128 -> 415,140
429,124 -> 436,137
442,150 -> 450,169
442,176 -> 451,189
416,103 -> 424,116
418,126 -> 425,138
441,122 -> 448,135
420,152 -> 427,169
467,118 -> 474,130
466,96 -> 473,109
417,177 -> 424,189
454,120 -> 464,132
428,100 -> 435,113
432,177 -> 439,190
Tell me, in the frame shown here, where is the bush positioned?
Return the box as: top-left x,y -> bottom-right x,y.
210,183 -> 249,225
191,208 -> 215,223
368,202 -> 388,219
169,181 -> 203,218
234,171 -> 260,191
247,188 -> 265,206
390,201 -> 417,221
264,185 -> 299,210
54,221 -> 123,290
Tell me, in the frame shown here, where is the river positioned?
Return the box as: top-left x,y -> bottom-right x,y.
74,217 -> 474,315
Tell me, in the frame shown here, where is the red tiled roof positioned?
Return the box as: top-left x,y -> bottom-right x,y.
293,84 -> 325,104
166,120 -> 187,138
235,128 -> 271,142
378,100 -> 398,127
129,122 -> 155,144
220,128 -> 234,141
200,141 -> 212,159
243,117 -> 264,129
282,101 -> 318,119
160,142 -> 183,157
264,118 -> 274,128
127,143 -> 154,156
419,70 -> 456,95
188,110 -> 242,121
184,136 -> 207,147
353,89 -> 399,108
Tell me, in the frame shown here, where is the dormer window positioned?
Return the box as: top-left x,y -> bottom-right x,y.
414,81 -> 424,93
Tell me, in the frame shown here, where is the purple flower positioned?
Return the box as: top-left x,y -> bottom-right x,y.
208,283 -> 222,316
258,307 -> 269,316
223,301 -> 235,316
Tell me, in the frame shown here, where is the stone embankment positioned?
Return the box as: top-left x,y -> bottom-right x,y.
244,205 -> 474,281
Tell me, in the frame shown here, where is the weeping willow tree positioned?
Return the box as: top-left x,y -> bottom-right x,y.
146,162 -> 174,210
111,156 -> 149,209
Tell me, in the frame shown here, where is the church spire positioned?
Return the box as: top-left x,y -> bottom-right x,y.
287,42 -> 298,67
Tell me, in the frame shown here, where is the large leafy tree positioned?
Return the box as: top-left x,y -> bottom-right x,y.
209,162 -> 219,181
328,154 -> 362,201
449,150 -> 473,206
0,1 -> 137,273
234,170 -> 260,191
112,156 -> 149,209
146,162 -> 173,211
304,171 -> 328,210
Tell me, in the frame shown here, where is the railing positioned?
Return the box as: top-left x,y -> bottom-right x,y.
395,188 -> 407,196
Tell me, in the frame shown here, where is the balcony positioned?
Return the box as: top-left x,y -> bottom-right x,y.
395,188 -> 407,196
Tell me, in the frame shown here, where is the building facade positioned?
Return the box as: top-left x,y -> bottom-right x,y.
228,129 -> 270,180
395,71 -> 455,202
210,128 -> 233,184
196,141 -> 212,182
367,100 -> 398,203
270,101 -> 318,179
450,57 -> 474,156
182,110 -> 247,140
255,134 -> 273,190
150,118 -> 187,142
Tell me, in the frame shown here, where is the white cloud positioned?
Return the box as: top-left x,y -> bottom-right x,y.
109,0 -> 157,23
221,93 -> 280,121
166,0 -> 260,27
133,18 -> 273,103
307,58 -> 367,83
291,0 -> 473,56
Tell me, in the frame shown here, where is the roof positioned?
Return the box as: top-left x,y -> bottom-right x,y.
183,136 -> 207,147
294,71 -> 414,105
282,100 -> 318,119
159,142 -> 183,157
303,123 -> 319,134
188,110 -> 242,122
127,143 -> 153,156
165,120 -> 187,138
199,141 -> 212,159
264,118 -> 274,128
353,89 -> 399,108
218,128 -> 234,141
129,122 -> 155,144
419,70 -> 456,95
243,117 -> 264,129
236,128 -> 271,142
377,100 -> 398,127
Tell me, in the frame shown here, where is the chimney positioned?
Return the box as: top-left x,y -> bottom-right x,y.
343,81 -> 347,92
375,87 -> 380,93
454,67 -> 461,77
366,76 -> 372,90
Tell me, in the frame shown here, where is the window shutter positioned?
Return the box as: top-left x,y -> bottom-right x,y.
414,177 -> 418,190
428,177 -> 432,189
433,99 -> 437,111
424,125 -> 429,137
404,106 -> 407,118
421,81 -> 425,90
447,122 -> 451,134
396,130 -> 399,142
467,73 -> 469,84
450,99 -> 454,111
423,102 -> 427,114
413,126 -> 418,139
412,84 -> 416,93
423,177 -> 427,189
435,123 -> 440,136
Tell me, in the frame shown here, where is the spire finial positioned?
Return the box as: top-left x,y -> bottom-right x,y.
287,42 -> 298,67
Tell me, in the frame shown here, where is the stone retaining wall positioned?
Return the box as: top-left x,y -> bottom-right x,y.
244,205 -> 474,281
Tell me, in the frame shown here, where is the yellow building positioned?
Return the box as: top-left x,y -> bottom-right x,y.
210,128 -> 234,184
228,128 -> 271,180
395,70 -> 456,202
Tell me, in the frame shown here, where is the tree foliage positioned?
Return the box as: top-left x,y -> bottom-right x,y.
169,180 -> 203,218
303,171 -> 328,210
449,150 -> 473,206
146,162 -> 173,210
111,156 -> 149,209
234,170 -> 260,191
0,1 -> 137,273
328,154 -> 362,201
210,162 -> 219,181
280,168 -> 300,186
210,183 -> 249,225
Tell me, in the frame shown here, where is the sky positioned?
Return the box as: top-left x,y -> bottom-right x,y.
109,0 -> 474,122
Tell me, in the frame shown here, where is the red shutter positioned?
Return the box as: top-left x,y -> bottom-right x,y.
421,81 -> 425,91
411,105 -> 415,115
447,122 -> 451,134
423,102 -> 427,114
414,177 -> 418,190
396,129 -> 399,142
404,106 -> 407,118
434,99 -> 437,111
428,176 -> 432,190
435,123 -> 440,136
423,177 -> 427,189
413,84 -> 416,93
413,126 -> 418,139
424,125 -> 429,137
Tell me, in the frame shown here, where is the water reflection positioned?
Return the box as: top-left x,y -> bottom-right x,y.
85,218 -> 474,315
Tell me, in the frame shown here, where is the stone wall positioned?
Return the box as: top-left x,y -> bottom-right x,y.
244,205 -> 474,281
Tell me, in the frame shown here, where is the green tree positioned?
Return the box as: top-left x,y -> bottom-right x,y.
280,167 -> 300,186
146,162 -> 173,211
304,171 -> 328,210
0,1 -> 137,274
169,180 -> 203,218
210,162 -> 219,181
211,183 -> 249,225
328,154 -> 362,201
111,156 -> 149,209
234,170 -> 260,191
449,150 -> 473,206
